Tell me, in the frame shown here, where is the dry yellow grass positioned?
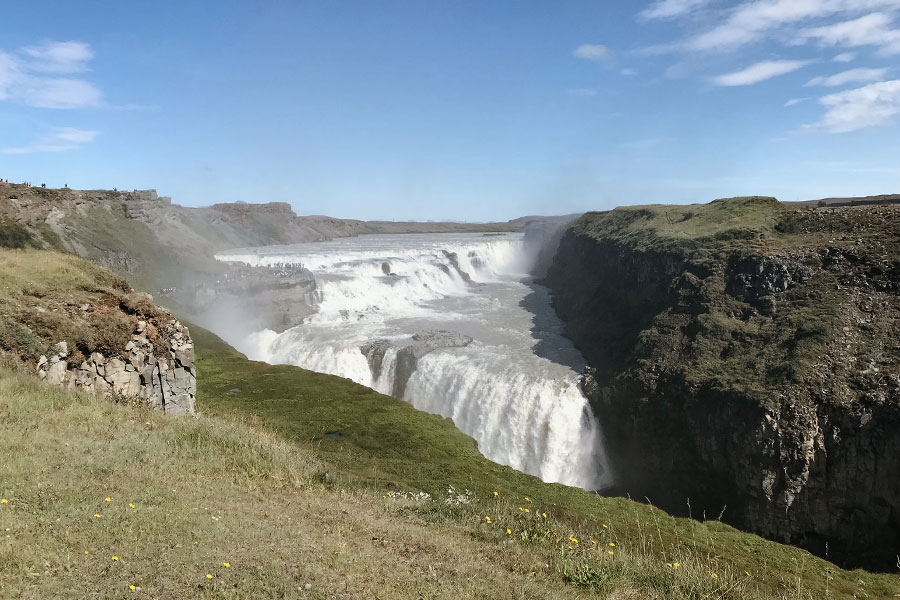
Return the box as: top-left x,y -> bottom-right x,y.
3,368 -> 898,599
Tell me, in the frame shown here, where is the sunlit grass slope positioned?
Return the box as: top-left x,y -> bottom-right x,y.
1,248 -> 898,598
4,367 -> 898,599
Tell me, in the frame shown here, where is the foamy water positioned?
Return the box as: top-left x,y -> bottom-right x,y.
216,233 -> 611,490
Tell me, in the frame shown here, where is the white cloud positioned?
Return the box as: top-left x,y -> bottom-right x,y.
785,97 -> 809,105
621,68 -> 639,76
21,41 -> 93,73
2,127 -> 98,154
809,79 -> 900,132
0,40 -> 102,109
833,51 -> 856,62
19,78 -> 103,108
712,59 -> 811,86
805,67 -> 889,86
639,0 -> 713,20
573,44 -> 613,61
795,12 -> 900,55
681,1 -> 900,52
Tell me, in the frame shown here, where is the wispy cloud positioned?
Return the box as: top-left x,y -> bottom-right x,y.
832,52 -> 856,62
21,41 -> 93,73
807,79 -> 900,132
795,12 -> 900,56
652,1 -> 900,53
639,0 -> 714,20
621,68 -> 638,76
712,59 -> 811,86
0,40 -> 102,109
805,67 -> 889,86
2,127 -> 98,154
785,97 -> 809,106
573,44 -> 613,61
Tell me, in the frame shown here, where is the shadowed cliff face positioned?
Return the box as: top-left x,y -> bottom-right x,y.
543,198 -> 900,571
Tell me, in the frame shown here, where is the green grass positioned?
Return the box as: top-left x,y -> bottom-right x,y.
3,354 -> 899,599
1,249 -> 899,598
0,250 -> 167,364
572,197 -> 789,256
191,326 -> 900,599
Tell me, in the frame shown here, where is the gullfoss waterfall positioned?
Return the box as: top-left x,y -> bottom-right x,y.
216,233 -> 610,490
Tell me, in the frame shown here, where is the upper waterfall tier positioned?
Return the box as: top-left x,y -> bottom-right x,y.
215,232 -> 611,491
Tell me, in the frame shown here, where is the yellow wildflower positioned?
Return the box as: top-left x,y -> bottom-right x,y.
65,442 -> 69,446
518,507 -> 524,511
602,524 -> 608,529
129,585 -> 136,591
105,497 -> 111,502
206,573 -> 213,580
524,497 -> 532,502
94,513 -> 101,518
506,528 -> 511,535
609,542 -> 615,547
524,508 -> 530,513
84,551 -> 89,555
591,539 -> 597,545
744,570 -> 751,577
541,512 -> 547,518
0,499 -> 6,504
710,573 -> 718,579
223,562 -> 231,568
666,563 -> 673,568
112,556 -> 119,561
608,550 -> 614,555
569,536 -> 578,544
673,562 -> 680,569
493,491 -> 498,496
129,503 -> 135,509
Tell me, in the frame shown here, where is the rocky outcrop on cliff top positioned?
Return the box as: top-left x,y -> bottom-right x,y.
544,197 -> 900,571
36,319 -> 195,415
0,250 -> 196,415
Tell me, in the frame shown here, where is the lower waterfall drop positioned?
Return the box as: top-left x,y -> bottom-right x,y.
217,232 -> 612,490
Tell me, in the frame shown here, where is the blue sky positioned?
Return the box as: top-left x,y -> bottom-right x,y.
1,1 -> 899,221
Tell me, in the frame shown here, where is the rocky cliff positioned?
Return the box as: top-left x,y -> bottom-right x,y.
544,197 -> 900,570
36,319 -> 195,415
0,182 -> 542,333
0,250 -> 195,414
0,182 -> 532,293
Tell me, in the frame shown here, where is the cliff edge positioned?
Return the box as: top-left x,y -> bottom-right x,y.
544,197 -> 900,570
0,249 -> 195,413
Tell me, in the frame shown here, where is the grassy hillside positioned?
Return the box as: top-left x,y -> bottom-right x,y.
1,248 -> 898,598
0,250 -> 168,366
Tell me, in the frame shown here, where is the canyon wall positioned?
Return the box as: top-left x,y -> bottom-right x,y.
544,197 -> 900,570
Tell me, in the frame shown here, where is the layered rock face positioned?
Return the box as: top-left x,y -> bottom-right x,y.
36,319 -> 196,415
544,198 -> 900,570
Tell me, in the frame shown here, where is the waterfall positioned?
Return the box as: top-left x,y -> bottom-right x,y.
216,233 -> 611,490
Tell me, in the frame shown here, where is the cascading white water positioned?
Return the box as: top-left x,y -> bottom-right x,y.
217,233 -> 611,490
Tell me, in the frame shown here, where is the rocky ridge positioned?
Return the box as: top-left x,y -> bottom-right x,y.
544,198 -> 900,570
36,319 -> 196,415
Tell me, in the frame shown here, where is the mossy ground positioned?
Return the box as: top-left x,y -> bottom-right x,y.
0,250 -> 170,365
1,249 -> 899,598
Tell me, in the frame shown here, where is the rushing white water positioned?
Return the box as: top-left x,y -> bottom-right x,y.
216,233 -> 611,490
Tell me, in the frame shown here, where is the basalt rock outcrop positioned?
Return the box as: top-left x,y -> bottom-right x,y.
36,317 -> 196,415
544,197 -> 900,570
